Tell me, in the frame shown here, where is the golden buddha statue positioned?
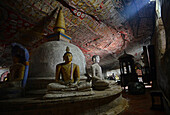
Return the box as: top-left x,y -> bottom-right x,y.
47,47 -> 91,91
8,56 -> 25,82
55,47 -> 80,85
0,55 -> 25,88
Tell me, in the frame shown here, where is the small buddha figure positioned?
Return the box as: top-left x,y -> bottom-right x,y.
8,55 -> 25,86
91,55 -> 116,90
47,47 -> 91,91
0,55 -> 25,89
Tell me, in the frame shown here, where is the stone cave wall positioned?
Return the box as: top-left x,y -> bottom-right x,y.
154,0 -> 170,112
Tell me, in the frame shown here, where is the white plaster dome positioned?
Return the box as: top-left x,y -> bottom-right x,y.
29,41 -> 86,78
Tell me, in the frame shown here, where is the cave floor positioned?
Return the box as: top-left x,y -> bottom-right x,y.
119,88 -> 166,115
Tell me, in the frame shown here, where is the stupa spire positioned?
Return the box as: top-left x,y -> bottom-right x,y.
53,7 -> 66,34
47,7 -> 71,42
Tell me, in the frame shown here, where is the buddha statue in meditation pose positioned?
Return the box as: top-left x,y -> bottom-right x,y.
91,55 -> 116,90
91,55 -> 104,80
47,47 -> 91,91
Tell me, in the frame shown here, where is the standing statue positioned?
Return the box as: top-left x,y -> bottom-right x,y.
91,55 -> 116,90
47,47 -> 91,91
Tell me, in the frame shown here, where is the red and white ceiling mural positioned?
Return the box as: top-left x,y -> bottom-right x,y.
0,0 -> 155,70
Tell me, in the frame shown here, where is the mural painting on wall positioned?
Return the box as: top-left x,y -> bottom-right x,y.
0,0 -> 139,67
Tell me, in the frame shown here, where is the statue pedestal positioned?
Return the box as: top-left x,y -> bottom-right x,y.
43,88 -> 95,99
0,85 -> 128,115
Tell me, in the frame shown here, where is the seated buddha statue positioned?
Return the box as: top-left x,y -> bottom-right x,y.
47,47 -> 91,91
91,55 -> 116,90
0,55 -> 25,89
91,55 -> 104,80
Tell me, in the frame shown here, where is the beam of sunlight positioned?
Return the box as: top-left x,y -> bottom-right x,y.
122,0 -> 152,20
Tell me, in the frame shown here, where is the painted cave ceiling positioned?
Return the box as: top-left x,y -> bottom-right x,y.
0,0 -> 155,70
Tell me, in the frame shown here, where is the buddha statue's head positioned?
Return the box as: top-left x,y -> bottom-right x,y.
63,46 -> 73,64
12,55 -> 20,64
92,55 -> 100,63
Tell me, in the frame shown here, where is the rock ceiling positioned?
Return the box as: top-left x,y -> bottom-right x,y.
0,0 -> 155,70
